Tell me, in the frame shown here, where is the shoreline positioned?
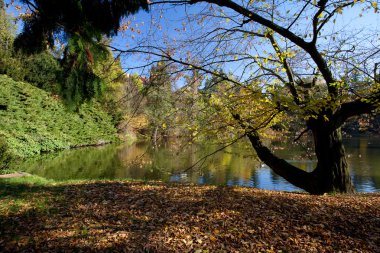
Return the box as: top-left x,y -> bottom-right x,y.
0,172 -> 31,178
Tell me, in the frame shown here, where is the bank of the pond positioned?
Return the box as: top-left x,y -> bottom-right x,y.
0,176 -> 379,252
0,74 -> 118,167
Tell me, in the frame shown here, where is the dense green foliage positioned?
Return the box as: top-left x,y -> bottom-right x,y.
0,75 -> 117,159
93,52 -> 150,140
13,0 -> 149,107
0,3 -> 21,81
0,5 -> 62,93
0,50 -> 62,90
0,137 -> 11,170
0,4 -> 118,167
24,52 -> 62,93
145,62 -> 176,140
0,1 -> 13,52
60,35 -> 109,108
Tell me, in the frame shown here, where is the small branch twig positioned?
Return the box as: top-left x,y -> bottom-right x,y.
294,127 -> 310,142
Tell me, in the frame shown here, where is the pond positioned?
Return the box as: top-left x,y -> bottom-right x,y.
12,137 -> 380,192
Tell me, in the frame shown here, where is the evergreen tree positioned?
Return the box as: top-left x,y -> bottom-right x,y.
145,61 -> 175,143
14,0 -> 149,53
14,0 -> 149,107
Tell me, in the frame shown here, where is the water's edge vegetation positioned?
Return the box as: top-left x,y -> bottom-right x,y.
1,72 -> 379,193
0,75 -> 118,167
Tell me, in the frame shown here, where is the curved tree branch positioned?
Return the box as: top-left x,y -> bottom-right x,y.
333,97 -> 379,128
231,113 -> 313,192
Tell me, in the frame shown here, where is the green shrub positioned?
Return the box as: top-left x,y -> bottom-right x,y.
24,52 -> 62,94
0,75 -> 118,158
0,137 -> 11,170
0,51 -> 25,81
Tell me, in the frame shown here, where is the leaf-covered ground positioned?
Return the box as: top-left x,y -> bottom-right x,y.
0,180 -> 379,252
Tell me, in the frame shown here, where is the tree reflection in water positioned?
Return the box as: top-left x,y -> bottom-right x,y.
13,137 -> 380,192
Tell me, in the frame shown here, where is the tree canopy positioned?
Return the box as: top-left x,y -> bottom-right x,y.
14,0 -> 149,53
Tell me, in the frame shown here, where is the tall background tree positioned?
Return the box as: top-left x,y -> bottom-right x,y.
144,61 -> 175,144
0,0 -> 13,51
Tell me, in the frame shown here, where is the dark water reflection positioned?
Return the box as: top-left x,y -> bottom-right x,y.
13,137 -> 380,192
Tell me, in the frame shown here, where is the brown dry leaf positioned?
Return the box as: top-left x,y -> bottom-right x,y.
0,181 -> 379,252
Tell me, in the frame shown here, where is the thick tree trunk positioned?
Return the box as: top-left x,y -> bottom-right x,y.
309,127 -> 355,194
247,126 -> 355,194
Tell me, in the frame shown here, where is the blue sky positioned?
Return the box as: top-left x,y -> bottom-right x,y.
111,1 -> 380,79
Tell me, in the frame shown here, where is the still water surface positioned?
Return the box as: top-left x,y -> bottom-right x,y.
14,137 -> 380,192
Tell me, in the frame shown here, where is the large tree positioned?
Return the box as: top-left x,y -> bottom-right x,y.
12,0 -> 149,106
117,0 -> 380,194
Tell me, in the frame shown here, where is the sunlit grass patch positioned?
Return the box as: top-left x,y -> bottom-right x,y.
0,175 -> 57,215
